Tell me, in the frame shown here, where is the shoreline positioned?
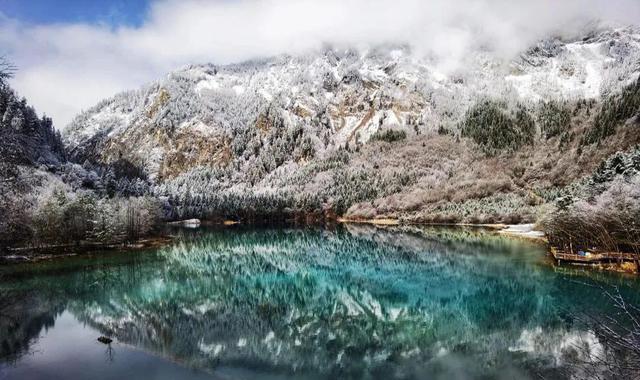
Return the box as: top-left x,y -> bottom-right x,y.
3,220 -> 634,275
338,218 -> 547,241
1,236 -> 173,264
338,218 -> 636,274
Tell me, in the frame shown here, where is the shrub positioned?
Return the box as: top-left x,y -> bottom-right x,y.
370,129 -> 407,143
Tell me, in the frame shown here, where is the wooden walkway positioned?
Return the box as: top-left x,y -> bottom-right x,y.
550,247 -> 638,265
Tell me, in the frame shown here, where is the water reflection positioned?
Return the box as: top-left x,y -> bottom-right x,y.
0,226 -> 638,379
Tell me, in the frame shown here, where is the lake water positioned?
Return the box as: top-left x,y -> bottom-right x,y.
1,225 -> 638,380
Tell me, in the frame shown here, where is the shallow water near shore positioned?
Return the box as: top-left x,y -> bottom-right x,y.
1,225 -> 638,379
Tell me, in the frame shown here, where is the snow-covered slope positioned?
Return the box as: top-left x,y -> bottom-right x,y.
64,27 -> 640,187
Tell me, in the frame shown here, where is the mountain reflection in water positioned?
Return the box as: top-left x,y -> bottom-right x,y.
1,225 -> 638,380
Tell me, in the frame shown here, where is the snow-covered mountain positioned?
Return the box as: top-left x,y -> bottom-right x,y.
63,26 -> 640,222
65,28 -> 639,174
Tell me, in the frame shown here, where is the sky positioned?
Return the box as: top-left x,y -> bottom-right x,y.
0,0 -> 149,27
1,0 -> 640,129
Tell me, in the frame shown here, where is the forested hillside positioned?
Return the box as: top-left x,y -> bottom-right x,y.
0,73 -> 65,249
0,68 -> 162,253
0,84 -> 64,173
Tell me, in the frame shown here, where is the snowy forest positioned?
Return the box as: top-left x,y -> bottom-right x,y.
0,61 -> 162,252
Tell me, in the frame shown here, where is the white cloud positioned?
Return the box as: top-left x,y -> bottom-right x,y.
1,0 -> 639,128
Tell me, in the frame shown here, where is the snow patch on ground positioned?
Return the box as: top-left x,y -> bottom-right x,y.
505,74 -> 541,101
499,224 -> 545,239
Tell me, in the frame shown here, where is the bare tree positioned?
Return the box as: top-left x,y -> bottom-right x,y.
565,285 -> 640,380
0,56 -> 16,82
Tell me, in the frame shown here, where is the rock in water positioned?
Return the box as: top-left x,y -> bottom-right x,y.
97,336 -> 113,344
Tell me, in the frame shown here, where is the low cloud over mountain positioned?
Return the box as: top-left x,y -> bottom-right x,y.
2,0 -> 640,127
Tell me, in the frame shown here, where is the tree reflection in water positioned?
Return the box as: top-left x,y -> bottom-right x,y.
1,226 -> 638,379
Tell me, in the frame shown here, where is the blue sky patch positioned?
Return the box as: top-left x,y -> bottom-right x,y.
0,0 -> 151,27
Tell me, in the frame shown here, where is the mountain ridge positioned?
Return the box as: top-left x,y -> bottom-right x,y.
62,26 -> 640,223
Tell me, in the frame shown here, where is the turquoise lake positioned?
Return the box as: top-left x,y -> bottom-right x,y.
1,225 -> 638,379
